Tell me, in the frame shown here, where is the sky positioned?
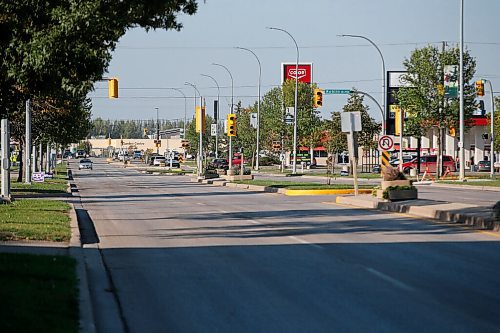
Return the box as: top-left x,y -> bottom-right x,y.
88,0 -> 500,123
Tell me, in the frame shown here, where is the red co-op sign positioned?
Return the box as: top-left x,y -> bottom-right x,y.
282,63 -> 313,84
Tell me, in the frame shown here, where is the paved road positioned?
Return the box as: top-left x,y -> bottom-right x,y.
74,159 -> 500,333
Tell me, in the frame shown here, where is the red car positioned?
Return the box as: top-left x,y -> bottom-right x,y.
402,155 -> 456,174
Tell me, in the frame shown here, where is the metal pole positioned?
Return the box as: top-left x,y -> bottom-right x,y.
25,99 -> 31,183
155,107 -> 160,154
235,47 -> 262,170
484,79 -> 495,178
267,27 -> 299,174
169,88 -> 187,139
212,63 -> 234,169
185,82 -> 202,176
459,0 -> 465,181
1,118 -> 10,199
201,74 -> 220,158
46,142 -> 50,173
338,34 -> 386,134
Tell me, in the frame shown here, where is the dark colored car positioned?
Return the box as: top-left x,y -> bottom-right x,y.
209,158 -> 229,170
477,160 -> 491,172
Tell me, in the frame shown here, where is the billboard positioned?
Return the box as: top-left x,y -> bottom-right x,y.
281,63 -> 313,84
386,71 -> 413,135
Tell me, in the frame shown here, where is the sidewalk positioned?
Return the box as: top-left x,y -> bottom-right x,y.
335,194 -> 499,232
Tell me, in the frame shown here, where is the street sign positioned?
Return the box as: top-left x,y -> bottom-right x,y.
32,172 -> 45,182
211,124 -> 217,136
250,113 -> 257,129
341,112 -> 362,132
324,89 -> 351,95
378,135 -> 394,151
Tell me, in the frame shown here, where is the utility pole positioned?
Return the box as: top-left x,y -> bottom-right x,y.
25,99 -> 32,183
1,118 -> 11,200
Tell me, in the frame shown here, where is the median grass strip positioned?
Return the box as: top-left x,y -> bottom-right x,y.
234,179 -> 375,190
0,200 -> 71,242
0,253 -> 79,333
437,179 -> 500,187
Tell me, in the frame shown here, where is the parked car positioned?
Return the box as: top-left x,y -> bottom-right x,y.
209,158 -> 229,170
76,150 -> 86,158
78,159 -> 93,170
153,156 -> 166,166
402,155 -> 456,174
477,160 -> 491,172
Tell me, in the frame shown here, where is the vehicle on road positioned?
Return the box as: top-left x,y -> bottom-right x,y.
166,158 -> 181,168
78,159 -> 93,170
402,155 -> 456,174
477,160 -> 491,172
133,150 -> 142,159
76,149 -> 86,158
153,156 -> 166,166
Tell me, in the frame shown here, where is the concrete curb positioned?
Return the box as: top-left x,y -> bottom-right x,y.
68,203 -> 96,333
285,188 -> 373,196
67,166 -> 96,333
429,182 -> 500,192
335,195 -> 499,232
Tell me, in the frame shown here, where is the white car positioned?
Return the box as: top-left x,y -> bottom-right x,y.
153,156 -> 166,166
78,159 -> 93,170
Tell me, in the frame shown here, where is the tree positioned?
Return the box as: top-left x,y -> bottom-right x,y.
494,97 -> 500,158
343,90 -> 381,150
322,112 -> 347,177
0,0 -> 200,181
397,45 -> 476,175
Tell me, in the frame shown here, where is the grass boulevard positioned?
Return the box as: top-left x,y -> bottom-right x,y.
0,161 -> 78,332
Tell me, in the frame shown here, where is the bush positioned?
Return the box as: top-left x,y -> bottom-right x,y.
259,156 -> 280,166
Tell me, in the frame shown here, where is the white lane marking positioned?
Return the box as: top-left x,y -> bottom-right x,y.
288,236 -> 324,250
217,209 -> 323,249
365,267 -> 414,292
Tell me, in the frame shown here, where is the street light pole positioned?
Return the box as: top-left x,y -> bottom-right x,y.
338,34 -> 386,135
212,63 -> 234,169
155,107 -> 159,154
185,82 -> 203,177
459,0 -> 465,181
168,88 -> 187,141
235,46 -> 262,171
200,74 -> 220,158
484,79 -> 495,178
267,27 -> 299,174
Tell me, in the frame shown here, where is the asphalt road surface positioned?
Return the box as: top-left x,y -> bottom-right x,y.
74,159 -> 500,333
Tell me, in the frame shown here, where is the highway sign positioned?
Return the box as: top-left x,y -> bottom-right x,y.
378,135 -> 394,151
324,89 -> 351,95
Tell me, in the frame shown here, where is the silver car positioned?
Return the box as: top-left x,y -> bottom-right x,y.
78,159 -> 93,170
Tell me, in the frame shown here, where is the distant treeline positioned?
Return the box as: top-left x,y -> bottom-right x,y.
89,118 -> 191,138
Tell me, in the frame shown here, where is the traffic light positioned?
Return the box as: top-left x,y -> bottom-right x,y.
272,141 -> 281,151
313,88 -> 323,107
143,128 -> 148,137
195,106 -> 206,133
394,107 -> 403,136
475,80 -> 484,96
449,127 -> 456,137
108,78 -> 118,98
227,113 -> 237,137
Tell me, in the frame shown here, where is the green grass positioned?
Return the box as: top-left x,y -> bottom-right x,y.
54,162 -> 68,179
0,200 -> 71,242
0,253 -> 79,333
10,178 -> 68,194
235,179 -> 376,190
438,179 -> 500,187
